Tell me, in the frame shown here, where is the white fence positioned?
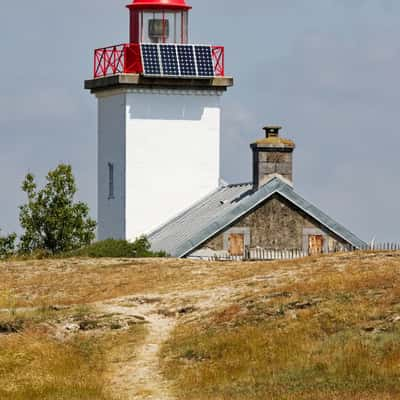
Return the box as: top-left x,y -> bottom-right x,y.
209,248 -> 308,261
206,243 -> 400,262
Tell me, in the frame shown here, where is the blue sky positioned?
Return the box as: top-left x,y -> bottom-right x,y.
1,0 -> 399,242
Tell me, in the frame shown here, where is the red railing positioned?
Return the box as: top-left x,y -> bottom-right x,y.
212,46 -> 225,77
94,43 -> 142,78
93,44 -> 225,79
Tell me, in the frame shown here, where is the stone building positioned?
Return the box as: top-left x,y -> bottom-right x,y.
149,126 -> 365,258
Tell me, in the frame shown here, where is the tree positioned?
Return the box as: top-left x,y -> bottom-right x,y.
0,231 -> 16,259
19,164 -> 96,254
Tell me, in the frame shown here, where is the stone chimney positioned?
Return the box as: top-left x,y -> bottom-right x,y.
251,125 -> 295,190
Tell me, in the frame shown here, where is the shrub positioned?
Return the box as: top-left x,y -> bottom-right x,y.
71,237 -> 167,258
0,231 -> 16,259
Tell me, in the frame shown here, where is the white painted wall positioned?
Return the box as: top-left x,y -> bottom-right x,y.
125,89 -> 222,239
97,94 -> 126,240
97,88 -> 223,241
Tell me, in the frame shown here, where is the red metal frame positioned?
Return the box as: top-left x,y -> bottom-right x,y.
93,43 -> 224,78
212,46 -> 225,77
125,43 -> 143,74
94,44 -> 143,78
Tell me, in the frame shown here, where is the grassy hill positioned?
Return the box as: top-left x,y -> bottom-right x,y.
1,252 -> 400,399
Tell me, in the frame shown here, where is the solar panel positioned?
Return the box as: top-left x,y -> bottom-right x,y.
159,45 -> 179,76
177,45 -> 197,76
140,43 -> 216,78
194,46 -> 215,77
141,44 -> 161,75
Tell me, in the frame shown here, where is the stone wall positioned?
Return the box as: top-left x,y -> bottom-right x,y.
200,194 -> 347,252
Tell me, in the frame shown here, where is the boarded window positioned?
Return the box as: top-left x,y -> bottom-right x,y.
229,233 -> 245,256
308,235 -> 324,255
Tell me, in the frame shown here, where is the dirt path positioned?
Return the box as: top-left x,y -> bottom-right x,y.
129,314 -> 175,400
97,299 -> 175,400
97,283 -> 246,400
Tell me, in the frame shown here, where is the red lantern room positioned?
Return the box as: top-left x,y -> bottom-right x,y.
128,0 -> 192,44
90,0 -> 228,79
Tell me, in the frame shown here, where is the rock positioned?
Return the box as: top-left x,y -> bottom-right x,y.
49,305 -> 65,312
362,325 -> 376,333
254,275 -> 275,281
158,309 -> 176,318
99,313 -> 117,319
142,297 -> 162,304
0,320 -> 23,334
264,292 -> 292,299
127,297 -> 162,305
110,322 -> 123,330
132,315 -> 146,321
361,321 -> 386,333
286,298 -> 322,310
64,323 -> 80,332
287,301 -> 313,310
79,320 -> 98,331
178,306 -> 196,315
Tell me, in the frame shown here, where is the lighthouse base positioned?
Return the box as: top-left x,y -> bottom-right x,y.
95,86 -> 224,242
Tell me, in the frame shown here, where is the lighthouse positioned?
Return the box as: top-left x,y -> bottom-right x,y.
85,0 -> 233,241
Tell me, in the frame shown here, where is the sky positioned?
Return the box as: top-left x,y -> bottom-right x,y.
0,0 -> 399,242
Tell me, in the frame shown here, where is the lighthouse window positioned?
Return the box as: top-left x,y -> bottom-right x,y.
149,19 -> 169,43
108,163 -> 114,200
140,10 -> 188,44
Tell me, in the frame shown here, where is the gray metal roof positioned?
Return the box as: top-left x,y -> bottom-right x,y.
148,177 -> 365,257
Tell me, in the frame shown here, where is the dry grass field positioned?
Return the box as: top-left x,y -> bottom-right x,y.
162,253 -> 400,400
1,251 -> 400,399
0,302 -> 146,400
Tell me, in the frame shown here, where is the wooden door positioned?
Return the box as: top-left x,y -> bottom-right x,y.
309,235 -> 324,255
229,233 -> 245,256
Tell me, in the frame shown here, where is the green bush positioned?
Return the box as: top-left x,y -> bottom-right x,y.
70,237 -> 167,258
19,164 -> 96,255
0,231 -> 16,259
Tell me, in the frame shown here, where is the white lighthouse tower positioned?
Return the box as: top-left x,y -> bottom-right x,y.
85,0 -> 233,241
